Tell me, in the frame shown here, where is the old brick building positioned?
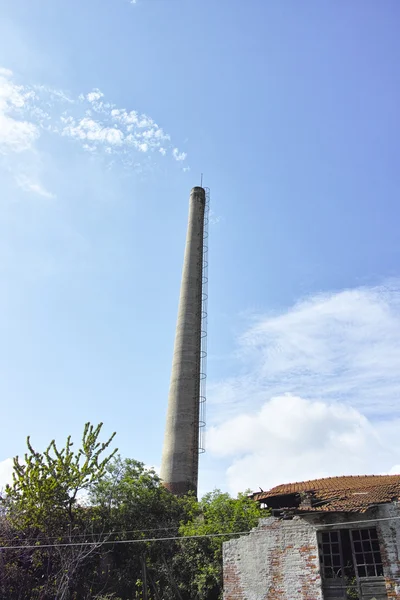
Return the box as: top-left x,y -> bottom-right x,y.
223,475 -> 400,600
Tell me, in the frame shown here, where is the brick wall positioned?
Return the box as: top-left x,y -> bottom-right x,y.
223,516 -> 323,600
377,504 -> 400,599
223,505 -> 400,600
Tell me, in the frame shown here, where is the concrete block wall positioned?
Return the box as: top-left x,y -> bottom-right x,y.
223,516 -> 323,600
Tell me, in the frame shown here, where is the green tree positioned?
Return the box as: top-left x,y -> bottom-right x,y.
6,422 -> 116,531
90,456 -> 191,600
1,422 -> 117,600
0,426 -> 265,600
176,489 -> 265,600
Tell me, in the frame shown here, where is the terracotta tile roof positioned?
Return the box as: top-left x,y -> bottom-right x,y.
252,475 -> 400,513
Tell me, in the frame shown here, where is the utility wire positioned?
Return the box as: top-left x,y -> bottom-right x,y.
1,513 -> 399,551
1,513 -> 263,544
0,530 -> 250,551
2,524 -> 183,544
0,518 -> 251,544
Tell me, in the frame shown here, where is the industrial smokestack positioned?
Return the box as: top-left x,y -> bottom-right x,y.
160,186 -> 207,496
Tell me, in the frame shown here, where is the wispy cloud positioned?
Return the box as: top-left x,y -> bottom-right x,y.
61,116 -> 125,146
57,92 -> 186,165
15,174 -> 55,199
86,89 -> 103,103
0,68 -> 39,154
210,282 -> 400,420
33,84 -> 74,105
207,281 -> 400,493
172,148 -> 187,161
0,67 -> 188,194
57,94 -> 181,164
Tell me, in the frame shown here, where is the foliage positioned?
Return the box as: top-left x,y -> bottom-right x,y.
0,423 -> 117,600
0,425 -> 264,600
6,422 -> 117,532
345,576 -> 360,600
89,456 -> 190,600
176,489 -> 265,600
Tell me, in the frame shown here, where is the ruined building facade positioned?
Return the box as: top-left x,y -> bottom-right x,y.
223,475 -> 400,600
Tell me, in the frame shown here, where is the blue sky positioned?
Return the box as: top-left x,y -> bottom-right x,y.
1,0 -> 400,495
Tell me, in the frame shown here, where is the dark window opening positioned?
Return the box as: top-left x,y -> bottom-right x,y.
319,527 -> 384,581
351,527 -> 384,578
320,530 -> 355,579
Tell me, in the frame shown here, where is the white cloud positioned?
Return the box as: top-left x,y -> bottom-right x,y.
15,174 -> 55,199
62,117 -> 124,145
60,89 -> 177,161
210,282 -> 400,420
208,282 -> 400,493
0,115 -> 38,154
0,69 -> 39,154
0,67 -> 184,163
86,89 -> 104,103
208,394 -> 400,494
33,84 -> 74,105
0,67 -> 188,196
0,458 -> 13,491
0,67 -> 13,78
82,143 -> 97,153
110,108 -> 170,150
172,148 -> 187,161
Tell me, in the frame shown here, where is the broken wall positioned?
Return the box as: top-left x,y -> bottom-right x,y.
376,503 -> 400,598
223,516 -> 322,600
223,505 -> 400,600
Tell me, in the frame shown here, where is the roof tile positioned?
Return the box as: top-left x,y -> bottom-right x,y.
252,475 -> 400,513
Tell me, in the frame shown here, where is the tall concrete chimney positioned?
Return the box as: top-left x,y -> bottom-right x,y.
160,186 -> 207,496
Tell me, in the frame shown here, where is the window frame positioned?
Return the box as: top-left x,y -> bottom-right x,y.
349,527 -> 384,579
318,525 -> 385,599
319,530 -> 345,579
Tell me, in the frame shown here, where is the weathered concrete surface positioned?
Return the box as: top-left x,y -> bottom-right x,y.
160,186 -> 206,497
